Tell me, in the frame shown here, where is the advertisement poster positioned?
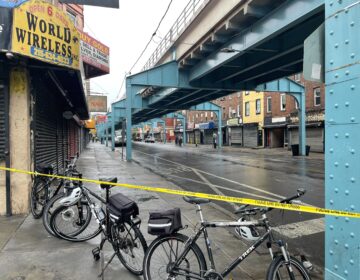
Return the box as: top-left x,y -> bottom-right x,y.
87,95 -> 107,112
11,0 -> 80,69
80,31 -> 110,74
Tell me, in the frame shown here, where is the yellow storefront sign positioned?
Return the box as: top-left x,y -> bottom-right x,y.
11,0 -> 80,69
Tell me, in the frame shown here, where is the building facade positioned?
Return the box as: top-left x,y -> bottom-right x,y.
0,0 -> 108,215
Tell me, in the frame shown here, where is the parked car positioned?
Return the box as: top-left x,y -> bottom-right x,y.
115,135 -> 126,146
134,136 -> 142,142
145,136 -> 155,143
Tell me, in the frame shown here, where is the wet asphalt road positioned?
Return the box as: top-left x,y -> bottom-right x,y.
120,142 -> 325,272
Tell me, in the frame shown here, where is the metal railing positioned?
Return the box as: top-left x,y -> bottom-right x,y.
142,0 -> 210,71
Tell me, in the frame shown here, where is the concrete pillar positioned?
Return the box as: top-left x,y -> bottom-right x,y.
8,67 -> 31,214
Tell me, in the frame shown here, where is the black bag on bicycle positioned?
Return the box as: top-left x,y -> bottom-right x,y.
36,164 -> 54,175
148,208 -> 182,235
107,193 -> 139,222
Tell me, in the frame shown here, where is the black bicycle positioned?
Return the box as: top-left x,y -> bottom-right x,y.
49,176 -> 147,276
31,157 -> 78,219
143,189 -> 311,280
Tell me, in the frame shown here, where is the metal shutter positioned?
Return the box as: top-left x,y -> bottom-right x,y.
307,127 -> 323,152
204,130 -> 214,145
0,82 -> 5,160
243,126 -> 258,148
231,127 -> 243,145
34,87 -> 58,171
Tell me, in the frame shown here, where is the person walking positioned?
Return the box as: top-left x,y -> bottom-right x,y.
179,135 -> 183,147
213,132 -> 217,149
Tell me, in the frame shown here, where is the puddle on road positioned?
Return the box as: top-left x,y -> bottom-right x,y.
135,194 -> 159,202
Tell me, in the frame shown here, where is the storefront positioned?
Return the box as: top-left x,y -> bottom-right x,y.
288,111 -> 325,153
0,0 -> 90,214
243,123 -> 260,148
263,117 -> 287,148
227,118 -> 242,146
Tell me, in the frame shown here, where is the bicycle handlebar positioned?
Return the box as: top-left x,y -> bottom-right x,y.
234,188 -> 306,215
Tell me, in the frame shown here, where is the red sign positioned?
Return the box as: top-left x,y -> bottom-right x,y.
80,31 -> 110,74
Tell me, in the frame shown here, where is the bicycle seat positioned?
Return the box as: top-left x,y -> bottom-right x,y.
99,177 -> 117,189
36,164 -> 54,174
183,196 -> 210,205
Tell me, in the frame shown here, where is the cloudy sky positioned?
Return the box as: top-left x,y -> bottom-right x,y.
84,0 -> 189,107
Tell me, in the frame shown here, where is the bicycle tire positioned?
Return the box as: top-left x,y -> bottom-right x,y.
42,193 -> 66,236
111,221 -> 147,275
266,255 -> 311,280
144,233 -> 207,280
50,201 -> 102,242
30,178 -> 49,219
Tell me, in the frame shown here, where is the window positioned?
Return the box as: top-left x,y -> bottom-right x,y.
314,88 -> 321,106
210,112 -> 214,118
196,113 -> 198,118
237,105 -> 241,117
267,97 -> 272,113
229,95 -> 232,100
245,102 -> 250,116
255,99 -> 261,114
228,107 -> 232,118
205,112 -> 208,117
295,99 -> 299,109
245,91 -> 250,95
67,10 -> 77,25
294,73 -> 301,82
237,92 -> 241,97
280,94 -> 286,111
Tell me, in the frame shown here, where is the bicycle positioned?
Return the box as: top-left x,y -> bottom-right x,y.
31,157 -> 78,219
49,176 -> 147,276
143,189 -> 311,280
41,158 -> 80,234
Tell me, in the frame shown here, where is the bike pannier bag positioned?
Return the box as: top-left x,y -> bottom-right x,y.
107,193 -> 139,222
148,208 -> 182,235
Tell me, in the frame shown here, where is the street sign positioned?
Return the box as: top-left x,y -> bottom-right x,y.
59,0 -> 119,8
303,23 -> 324,82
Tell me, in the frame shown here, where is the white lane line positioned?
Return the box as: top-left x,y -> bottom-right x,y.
192,168 -> 238,210
135,150 -> 285,200
273,218 -> 325,238
167,174 -> 279,202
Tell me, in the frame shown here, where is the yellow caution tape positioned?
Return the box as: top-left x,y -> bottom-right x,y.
1,166 -> 359,219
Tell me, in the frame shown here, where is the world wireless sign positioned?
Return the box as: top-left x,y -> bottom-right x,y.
11,0 -> 80,69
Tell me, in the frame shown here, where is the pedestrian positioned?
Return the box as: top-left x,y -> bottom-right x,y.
175,136 -> 178,145
213,132 -> 217,149
179,135 -> 183,147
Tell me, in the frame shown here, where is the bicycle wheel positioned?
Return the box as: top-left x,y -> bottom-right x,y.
111,221 -> 147,275
144,233 -> 207,280
42,193 -> 66,236
30,178 -> 49,219
50,201 -> 102,242
266,255 -> 311,280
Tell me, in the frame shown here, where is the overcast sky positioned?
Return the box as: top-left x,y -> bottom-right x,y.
84,0 -> 189,107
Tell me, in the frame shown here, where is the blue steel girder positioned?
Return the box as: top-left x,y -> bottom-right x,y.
325,0 -> 360,278
189,0 -> 324,84
256,78 -> 306,156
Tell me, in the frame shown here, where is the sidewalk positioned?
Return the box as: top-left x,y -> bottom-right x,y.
0,143 -> 321,279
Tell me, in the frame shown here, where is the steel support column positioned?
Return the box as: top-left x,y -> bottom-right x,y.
126,80 -> 133,161
111,104 -> 115,151
218,111 -> 222,148
325,1 -> 360,278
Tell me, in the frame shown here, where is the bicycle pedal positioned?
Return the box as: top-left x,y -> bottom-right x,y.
92,247 -> 101,261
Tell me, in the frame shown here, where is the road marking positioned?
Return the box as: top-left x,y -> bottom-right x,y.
167,174 -> 279,202
192,168 -> 238,209
273,218 -> 325,238
135,150 -> 286,200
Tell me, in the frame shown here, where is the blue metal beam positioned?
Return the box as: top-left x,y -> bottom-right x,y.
189,0 -> 324,81
257,78 -> 306,155
325,0 -> 360,278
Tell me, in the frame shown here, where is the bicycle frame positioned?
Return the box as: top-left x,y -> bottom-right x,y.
171,206 -> 277,279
